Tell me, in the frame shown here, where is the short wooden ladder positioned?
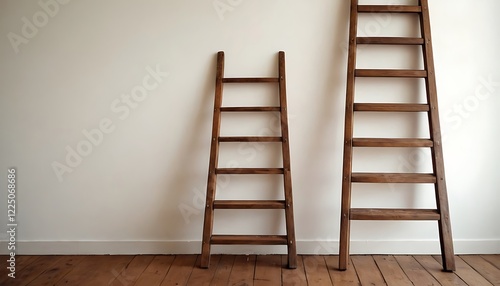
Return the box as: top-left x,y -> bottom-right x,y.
339,0 -> 455,271
201,51 -> 297,269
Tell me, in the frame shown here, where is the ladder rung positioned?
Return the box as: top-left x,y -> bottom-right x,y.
357,37 -> 424,45
213,200 -> 286,209
351,173 -> 437,183
355,69 -> 427,78
350,208 -> 440,220
219,136 -> 282,142
358,5 -> 422,13
211,235 -> 288,245
354,103 -> 430,112
353,138 -> 433,147
220,107 -> 281,112
216,168 -> 284,175
222,77 -> 279,83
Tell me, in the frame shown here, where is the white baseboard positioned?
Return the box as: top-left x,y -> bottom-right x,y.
1,239 -> 499,255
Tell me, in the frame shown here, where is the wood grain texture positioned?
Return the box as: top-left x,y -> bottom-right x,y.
26,256 -> 85,286
0,255 -> 497,285
373,255 -> 413,286
433,255 -> 493,286
134,256 -> 175,286
55,255 -> 134,286
351,255 -> 387,286
395,255 -> 440,286
325,256 -> 360,285
303,256 -> 333,286
461,255 -> 500,285
413,256 -> 466,286
254,255 -> 282,286
227,255 -> 256,286
160,255 -> 197,286
210,255 -> 235,286
186,255 -> 221,286
282,255 -> 308,286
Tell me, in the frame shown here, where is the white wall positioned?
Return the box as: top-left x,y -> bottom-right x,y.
1,0 -> 499,255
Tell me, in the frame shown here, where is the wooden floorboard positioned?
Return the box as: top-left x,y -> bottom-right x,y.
395,255 -> 441,285
351,255 -> 387,286
414,255 -> 467,286
303,255 -> 332,285
134,255 -> 175,286
373,255 -> 412,286
0,254 -> 498,285
282,255 -> 307,285
461,255 -> 500,285
325,256 -> 360,285
227,255 -> 256,286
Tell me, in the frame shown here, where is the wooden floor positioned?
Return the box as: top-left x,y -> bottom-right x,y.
1,255 -> 499,285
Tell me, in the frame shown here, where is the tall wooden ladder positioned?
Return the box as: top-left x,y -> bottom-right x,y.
339,0 -> 455,271
201,51 -> 297,269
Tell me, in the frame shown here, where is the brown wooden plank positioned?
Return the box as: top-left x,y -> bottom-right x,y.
55,255 -> 134,286
339,0 -> 359,271
395,256 -> 440,286
227,255 -> 256,286
219,136 -> 282,142
134,256 -> 175,286
25,256 -> 85,286
358,5 -> 422,13
461,255 -> 500,285
282,255 -> 307,285
355,69 -> 427,78
160,255 -> 196,286
303,256 -> 333,285
373,255 -> 412,286
357,37 -> 424,45
278,51 -> 297,269
108,255 -> 154,286
254,255 -> 282,286
350,208 -> 440,220
201,51 -> 225,268
210,255 -> 235,285
481,255 -> 500,269
211,235 -> 287,245
351,256 -> 387,286
223,77 -> 279,83
220,107 -> 281,112
414,256 -> 466,286
354,103 -> 429,112
186,255 -> 221,286
432,255 -> 493,286
216,168 -> 284,175
351,173 -> 436,183
213,200 -> 286,209
420,0 -> 455,271
352,138 -> 433,148
9,256 -> 63,285
324,256 -> 360,285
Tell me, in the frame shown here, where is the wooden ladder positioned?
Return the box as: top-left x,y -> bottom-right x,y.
339,0 -> 455,271
201,51 -> 297,269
